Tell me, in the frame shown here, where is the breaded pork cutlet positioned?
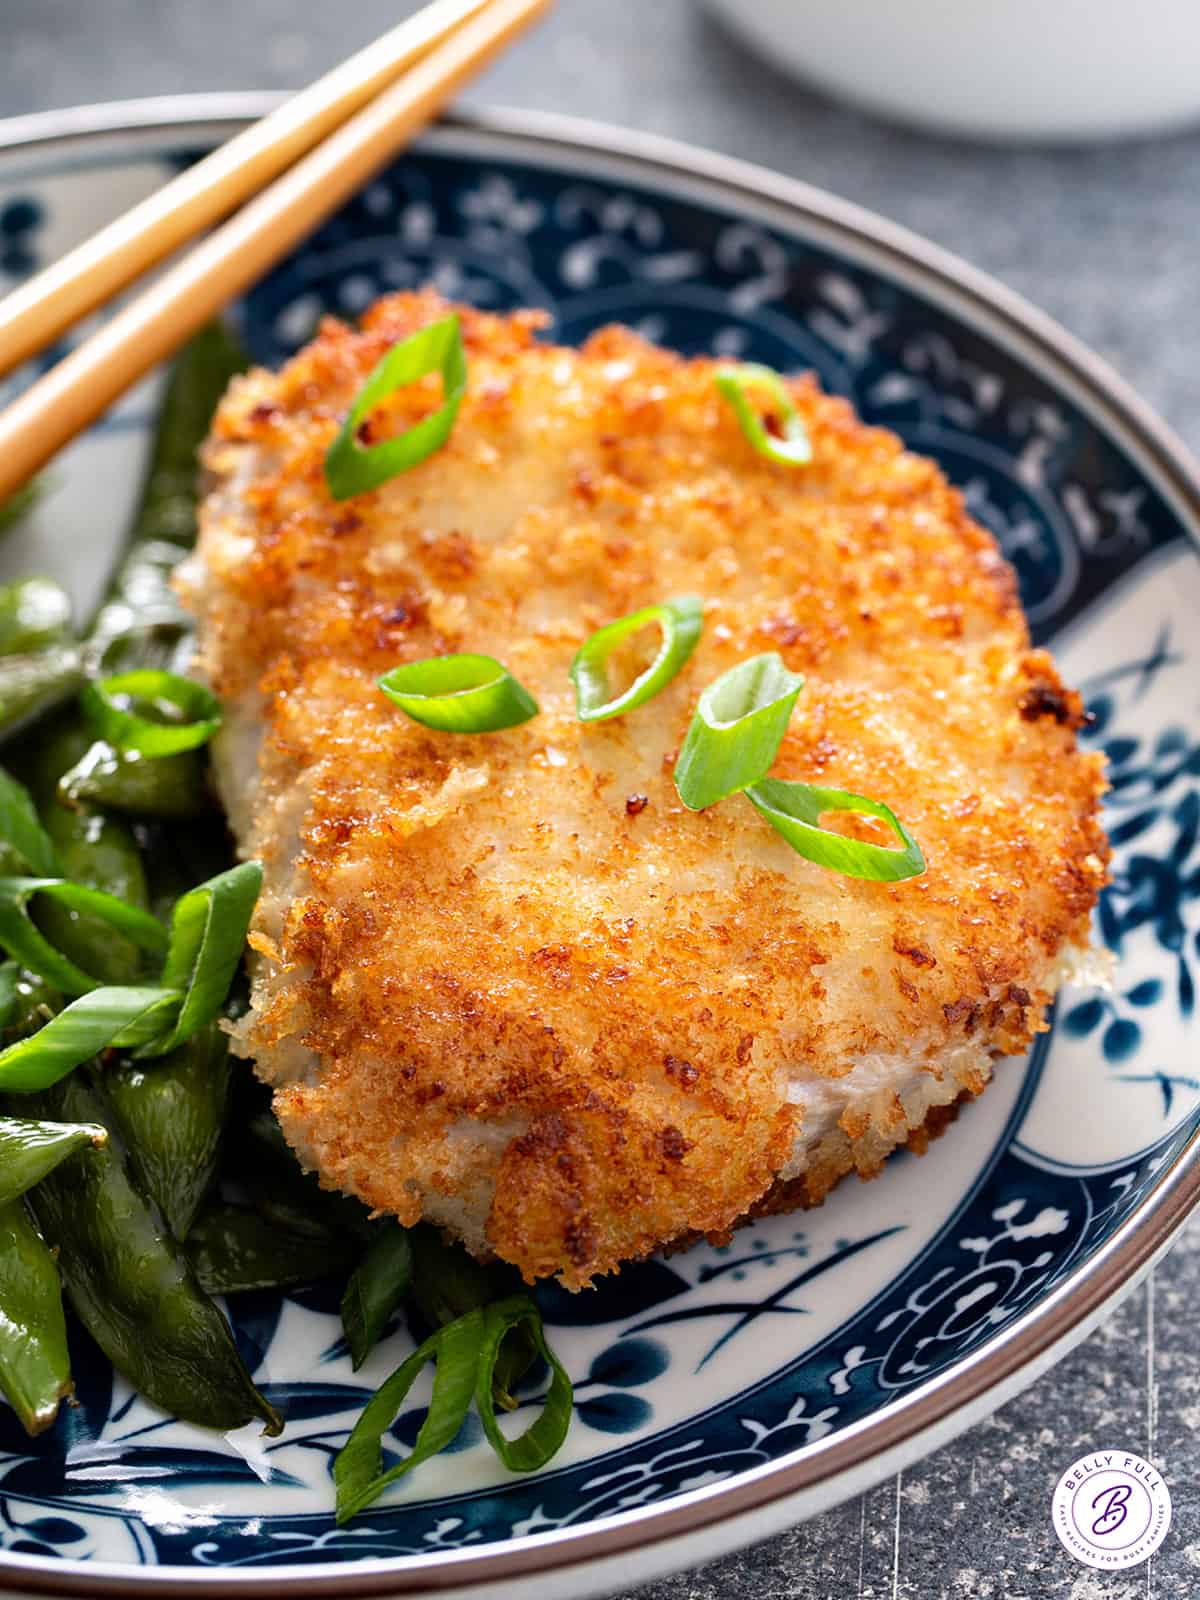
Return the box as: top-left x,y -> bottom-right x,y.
185,291 -> 1108,1288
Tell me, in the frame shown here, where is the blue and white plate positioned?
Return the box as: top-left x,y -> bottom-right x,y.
0,98 -> 1197,1600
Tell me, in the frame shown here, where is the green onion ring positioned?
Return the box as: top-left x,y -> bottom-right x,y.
747,778 -> 926,882
324,315 -> 467,501
0,986 -> 182,1093
334,1308 -> 485,1524
0,877 -> 168,996
570,596 -> 703,722
82,669 -> 222,758
674,652 -> 805,812
0,766 -> 61,877
137,860 -> 262,1057
715,363 -> 812,467
378,653 -> 539,733
474,1295 -> 573,1472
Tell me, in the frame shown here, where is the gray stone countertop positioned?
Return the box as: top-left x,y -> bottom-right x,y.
1,2 -> 1198,1594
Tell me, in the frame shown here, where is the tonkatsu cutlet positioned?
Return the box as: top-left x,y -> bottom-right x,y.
184,290 -> 1107,1288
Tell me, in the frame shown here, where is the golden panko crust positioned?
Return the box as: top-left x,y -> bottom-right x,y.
188,291 -> 1108,1287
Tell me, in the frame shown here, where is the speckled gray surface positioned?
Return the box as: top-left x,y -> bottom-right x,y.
1,3 -> 1198,1594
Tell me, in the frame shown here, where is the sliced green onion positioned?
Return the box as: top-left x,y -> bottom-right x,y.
341,1224 -> 413,1371
0,766 -> 61,877
475,1295 -> 573,1472
82,669 -> 222,758
747,778 -> 926,882
570,596 -> 703,723
137,860 -> 262,1057
325,315 -> 467,501
334,1308 -> 484,1524
0,878 -> 167,996
715,363 -> 812,467
378,654 -> 538,734
674,652 -> 805,812
0,986 -> 181,1093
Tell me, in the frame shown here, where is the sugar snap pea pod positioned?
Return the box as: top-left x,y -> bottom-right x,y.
135,817 -> 231,925
0,576 -> 80,742
236,1107 -> 374,1243
0,577 -> 72,657
22,1072 -> 282,1435
342,1224 -> 412,1369
407,1224 -> 519,1327
132,321 -> 247,549
408,1225 -> 536,1409
3,968 -> 59,1042
0,876 -> 166,996
88,321 -> 247,676
87,541 -> 195,678
0,958 -> 16,1025
0,647 -> 85,744
188,1203 -> 351,1296
0,1115 -> 106,1208
20,724 -> 155,985
250,1175 -> 372,1245
58,740 -> 211,819
11,717 -> 88,805
0,1200 -> 72,1435
36,806 -> 153,985
0,478 -> 44,536
103,1022 -> 230,1240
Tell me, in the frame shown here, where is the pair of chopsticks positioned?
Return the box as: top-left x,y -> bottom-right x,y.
0,0 -> 553,503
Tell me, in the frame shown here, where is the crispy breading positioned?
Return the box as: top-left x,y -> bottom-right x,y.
185,291 -> 1108,1288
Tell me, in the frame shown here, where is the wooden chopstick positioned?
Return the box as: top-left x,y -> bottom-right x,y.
0,0 -> 498,378
0,0 -> 552,502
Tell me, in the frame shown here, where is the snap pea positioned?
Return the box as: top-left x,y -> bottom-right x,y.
408,1225 -> 537,1409
131,321 -> 247,550
235,1106 -> 374,1243
136,816 -> 233,922
2,968 -> 60,1042
58,740 -> 211,819
0,577 -> 72,657
0,958 -> 16,1023
0,648 -> 84,744
0,1096 -> 100,1438
0,1114 -> 106,1208
103,1021 -> 230,1240
0,1200 -> 71,1436
342,1224 -> 412,1369
251,1177 -> 369,1246
89,318 -> 248,675
22,1072 -> 281,1435
11,719 -> 154,985
38,807 -> 152,989
188,1203 -> 351,1296
0,479 -> 44,536
0,575 -> 79,742
87,540 -> 194,679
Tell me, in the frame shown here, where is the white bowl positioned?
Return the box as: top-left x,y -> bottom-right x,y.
704,0 -> 1200,143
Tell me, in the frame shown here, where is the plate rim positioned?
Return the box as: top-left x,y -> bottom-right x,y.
0,93 -> 1197,1600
